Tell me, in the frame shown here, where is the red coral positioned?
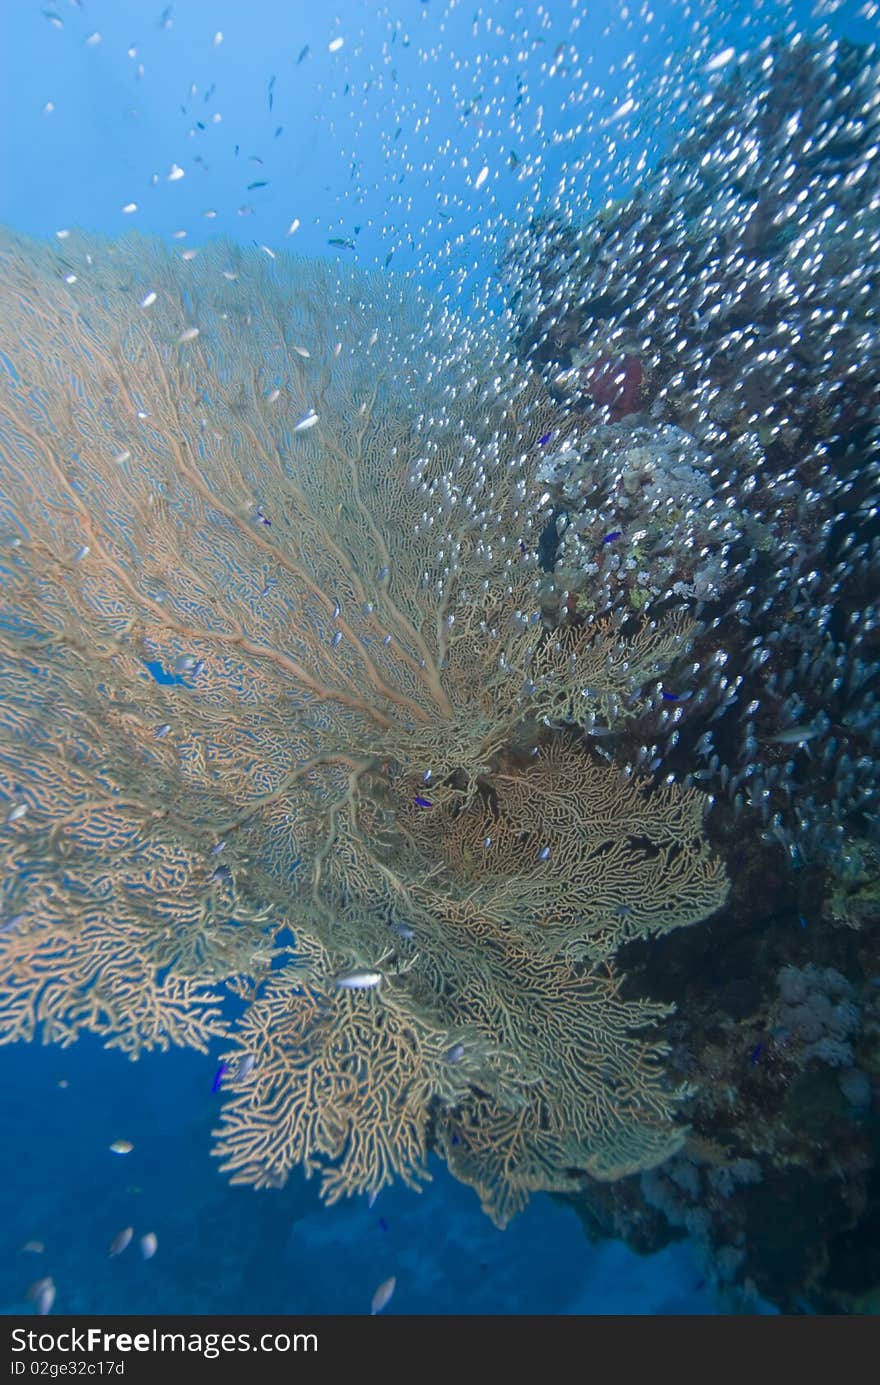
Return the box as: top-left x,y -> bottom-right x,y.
584,353 -> 644,420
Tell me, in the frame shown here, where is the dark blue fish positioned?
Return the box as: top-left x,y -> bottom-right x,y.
211,1062 -> 229,1093
798,914 -> 808,929
602,530 -> 622,543
414,795 -> 432,808
538,432 -> 551,445
377,1217 -> 388,1232
662,690 -> 679,701
749,1043 -> 764,1066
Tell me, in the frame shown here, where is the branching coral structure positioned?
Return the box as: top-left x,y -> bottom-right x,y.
0,229 -> 728,1223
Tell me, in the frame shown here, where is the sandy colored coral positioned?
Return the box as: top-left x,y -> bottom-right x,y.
0,227 -> 727,1219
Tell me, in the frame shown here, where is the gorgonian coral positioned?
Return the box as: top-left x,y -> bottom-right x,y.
0,227 -> 727,1221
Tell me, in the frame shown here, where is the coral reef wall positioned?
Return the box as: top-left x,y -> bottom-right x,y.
503,35 -> 880,880
498,33 -> 880,1307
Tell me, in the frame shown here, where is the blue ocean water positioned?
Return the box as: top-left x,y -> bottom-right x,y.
1,1031 -> 717,1315
1,0 -> 877,1317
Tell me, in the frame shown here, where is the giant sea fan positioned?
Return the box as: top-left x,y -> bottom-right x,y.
0,228 -> 727,1223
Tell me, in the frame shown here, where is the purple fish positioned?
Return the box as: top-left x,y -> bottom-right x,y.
211,1062 -> 229,1093
602,530 -> 622,543
414,795 -> 432,808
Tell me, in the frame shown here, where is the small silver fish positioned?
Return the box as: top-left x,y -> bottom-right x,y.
446,1043 -> 465,1063
109,1140 -> 133,1155
140,1232 -> 158,1260
177,326 -> 199,344
767,725 -> 822,745
109,1227 -> 133,1258
335,972 -> 382,991
293,411 -> 319,432
234,1053 -> 255,1081
370,1275 -> 396,1315
6,803 -> 28,824
31,1277 -> 56,1315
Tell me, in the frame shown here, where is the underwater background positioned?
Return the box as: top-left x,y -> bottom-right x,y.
0,0 -> 878,1317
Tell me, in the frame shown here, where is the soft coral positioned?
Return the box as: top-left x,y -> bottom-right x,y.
584,352 -> 644,420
